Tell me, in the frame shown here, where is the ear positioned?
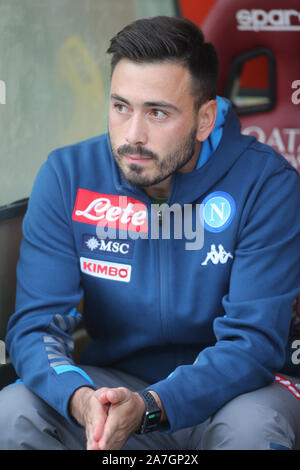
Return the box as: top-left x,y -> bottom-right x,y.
196,100 -> 218,142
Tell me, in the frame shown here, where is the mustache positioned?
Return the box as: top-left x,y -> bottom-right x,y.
117,144 -> 157,160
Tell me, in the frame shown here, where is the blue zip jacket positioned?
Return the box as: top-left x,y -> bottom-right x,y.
6,99 -> 300,433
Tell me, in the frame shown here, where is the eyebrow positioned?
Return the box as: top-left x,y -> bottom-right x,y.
110,93 -> 180,113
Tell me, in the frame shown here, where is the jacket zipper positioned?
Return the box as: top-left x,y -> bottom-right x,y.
156,208 -> 170,342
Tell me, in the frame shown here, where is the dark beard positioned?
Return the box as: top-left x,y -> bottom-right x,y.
109,126 -> 197,188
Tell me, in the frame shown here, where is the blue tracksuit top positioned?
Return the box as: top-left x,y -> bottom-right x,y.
6,100 -> 300,433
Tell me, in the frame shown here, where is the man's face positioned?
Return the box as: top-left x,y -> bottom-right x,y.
108,59 -> 201,189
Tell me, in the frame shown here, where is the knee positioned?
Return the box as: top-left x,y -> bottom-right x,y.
0,383 -> 41,449
201,398 -> 295,450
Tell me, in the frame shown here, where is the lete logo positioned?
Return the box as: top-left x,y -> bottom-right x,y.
72,189 -> 148,233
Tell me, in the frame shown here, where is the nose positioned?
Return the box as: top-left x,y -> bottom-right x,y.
126,113 -> 148,146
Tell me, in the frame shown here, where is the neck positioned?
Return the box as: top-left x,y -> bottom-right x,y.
143,177 -> 171,200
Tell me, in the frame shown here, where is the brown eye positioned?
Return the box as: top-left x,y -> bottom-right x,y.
150,109 -> 168,119
114,103 -> 128,113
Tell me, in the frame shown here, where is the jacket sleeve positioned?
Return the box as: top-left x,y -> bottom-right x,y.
5,154 -> 95,422
149,164 -> 300,433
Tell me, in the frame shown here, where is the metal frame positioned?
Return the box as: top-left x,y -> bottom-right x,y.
223,47 -> 276,116
0,198 -> 28,222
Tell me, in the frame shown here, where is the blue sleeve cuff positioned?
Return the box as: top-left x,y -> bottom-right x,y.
50,367 -> 96,425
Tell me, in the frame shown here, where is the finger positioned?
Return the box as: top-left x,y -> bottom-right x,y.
86,435 -> 97,451
98,391 -> 112,406
93,403 -> 109,442
98,412 -> 118,450
95,387 -> 110,402
88,439 -> 100,451
87,426 -> 98,451
98,432 -> 112,450
97,388 -> 132,450
105,389 -> 118,404
98,406 -> 128,450
104,387 -> 128,405
85,393 -> 109,448
97,386 -> 118,407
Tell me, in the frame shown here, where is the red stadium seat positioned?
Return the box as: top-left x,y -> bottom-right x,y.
201,0 -> 300,172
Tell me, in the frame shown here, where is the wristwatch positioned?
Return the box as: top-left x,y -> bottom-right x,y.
135,390 -> 162,434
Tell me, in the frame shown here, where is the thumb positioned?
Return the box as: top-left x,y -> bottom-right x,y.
99,388 -> 127,406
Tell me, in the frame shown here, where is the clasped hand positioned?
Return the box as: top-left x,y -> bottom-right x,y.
70,386 -> 146,450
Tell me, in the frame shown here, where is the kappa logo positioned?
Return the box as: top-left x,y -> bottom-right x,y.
82,234 -> 134,258
200,191 -> 236,233
201,244 -> 233,266
80,257 -> 131,282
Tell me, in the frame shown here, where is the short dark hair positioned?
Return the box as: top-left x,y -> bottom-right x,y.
107,16 -> 219,109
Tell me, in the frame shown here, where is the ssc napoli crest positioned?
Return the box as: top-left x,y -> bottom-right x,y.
200,191 -> 236,233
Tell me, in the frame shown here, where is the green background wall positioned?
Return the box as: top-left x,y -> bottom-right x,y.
0,0 -> 176,205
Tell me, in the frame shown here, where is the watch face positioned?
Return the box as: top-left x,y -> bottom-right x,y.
145,410 -> 161,427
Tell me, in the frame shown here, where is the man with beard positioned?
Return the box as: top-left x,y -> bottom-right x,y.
1,16 -> 300,451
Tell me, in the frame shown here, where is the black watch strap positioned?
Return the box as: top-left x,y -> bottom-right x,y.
135,390 -> 162,434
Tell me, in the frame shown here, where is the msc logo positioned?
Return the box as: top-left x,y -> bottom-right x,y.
200,191 -> 236,233
82,234 -> 134,258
